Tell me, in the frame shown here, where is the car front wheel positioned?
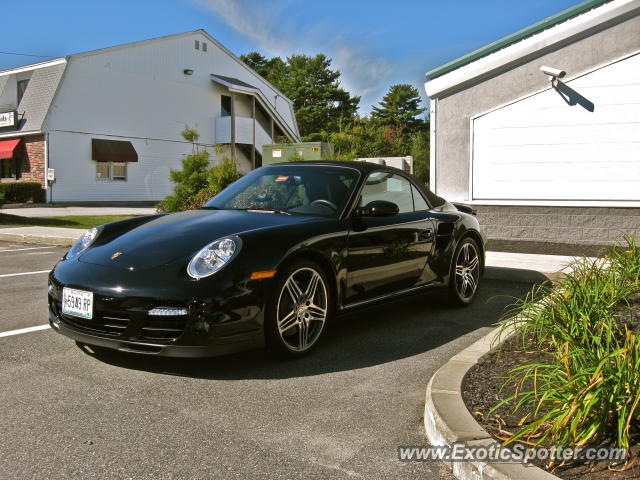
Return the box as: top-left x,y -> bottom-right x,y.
448,237 -> 482,306
266,260 -> 332,357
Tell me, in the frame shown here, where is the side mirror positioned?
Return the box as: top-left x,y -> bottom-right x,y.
357,200 -> 399,217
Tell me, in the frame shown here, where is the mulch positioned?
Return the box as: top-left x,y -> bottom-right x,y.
462,300 -> 640,479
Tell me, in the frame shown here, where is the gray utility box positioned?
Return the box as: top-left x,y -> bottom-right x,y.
262,142 -> 334,165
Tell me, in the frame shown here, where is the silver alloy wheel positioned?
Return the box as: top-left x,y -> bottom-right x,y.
276,267 -> 328,352
454,242 -> 480,301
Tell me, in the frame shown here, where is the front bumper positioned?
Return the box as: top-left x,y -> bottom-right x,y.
49,308 -> 261,357
48,259 -> 270,357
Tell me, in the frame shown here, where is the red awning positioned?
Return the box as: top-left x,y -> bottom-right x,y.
0,138 -> 23,160
91,139 -> 138,163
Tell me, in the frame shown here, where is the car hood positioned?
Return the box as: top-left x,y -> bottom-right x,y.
78,209 -> 317,270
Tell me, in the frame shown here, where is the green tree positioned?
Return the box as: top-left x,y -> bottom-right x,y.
329,116 -> 410,159
410,129 -> 430,185
240,52 -> 360,139
239,52 -> 287,85
371,84 -> 426,133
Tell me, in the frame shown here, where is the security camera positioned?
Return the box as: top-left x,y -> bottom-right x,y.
540,66 -> 566,80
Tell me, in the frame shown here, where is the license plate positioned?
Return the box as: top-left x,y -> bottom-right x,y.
62,288 -> 93,319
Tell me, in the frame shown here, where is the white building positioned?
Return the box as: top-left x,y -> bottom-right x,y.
425,0 -> 640,245
0,30 -> 300,203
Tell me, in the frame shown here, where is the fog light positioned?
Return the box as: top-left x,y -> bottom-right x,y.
148,307 -> 188,316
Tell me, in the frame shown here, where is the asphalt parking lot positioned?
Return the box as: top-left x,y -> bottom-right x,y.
0,240 -> 537,480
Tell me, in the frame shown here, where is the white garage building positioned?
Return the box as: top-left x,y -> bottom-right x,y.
425,0 -> 640,245
0,30 -> 300,203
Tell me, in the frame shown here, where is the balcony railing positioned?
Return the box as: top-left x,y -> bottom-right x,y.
215,116 -> 272,150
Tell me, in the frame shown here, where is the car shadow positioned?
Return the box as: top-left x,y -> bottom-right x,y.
79,273 -> 545,380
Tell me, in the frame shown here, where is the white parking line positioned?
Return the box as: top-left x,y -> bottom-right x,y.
0,325 -> 50,338
0,270 -> 50,278
0,246 -> 56,253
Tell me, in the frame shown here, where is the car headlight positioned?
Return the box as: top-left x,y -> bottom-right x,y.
66,227 -> 100,259
187,237 -> 241,279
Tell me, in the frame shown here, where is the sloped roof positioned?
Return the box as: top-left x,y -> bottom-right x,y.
0,30 -> 301,139
424,0 -> 639,97
426,0 -> 612,80
18,62 -> 66,132
211,75 -> 258,90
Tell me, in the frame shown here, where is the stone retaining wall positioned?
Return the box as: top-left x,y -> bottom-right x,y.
476,205 -> 640,245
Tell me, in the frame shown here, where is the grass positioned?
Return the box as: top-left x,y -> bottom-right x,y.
494,238 -> 640,460
0,213 -> 135,229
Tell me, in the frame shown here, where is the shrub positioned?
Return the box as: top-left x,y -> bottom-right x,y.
158,126 -> 243,213
0,182 -> 44,204
157,147 -> 210,213
158,150 -> 244,213
182,158 -> 244,211
495,238 -> 640,454
207,157 -> 243,194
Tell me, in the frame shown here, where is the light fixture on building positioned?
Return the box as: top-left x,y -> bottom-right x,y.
183,69 -> 194,75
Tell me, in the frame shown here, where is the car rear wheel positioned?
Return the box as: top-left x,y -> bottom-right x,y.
266,260 -> 332,357
448,237 -> 482,306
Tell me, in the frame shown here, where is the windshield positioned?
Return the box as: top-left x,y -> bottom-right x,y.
204,165 -> 360,217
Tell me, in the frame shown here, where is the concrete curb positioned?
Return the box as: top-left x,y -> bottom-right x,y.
424,319 -> 559,479
0,227 -> 81,247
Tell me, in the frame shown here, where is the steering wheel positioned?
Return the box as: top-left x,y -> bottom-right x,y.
310,199 -> 338,212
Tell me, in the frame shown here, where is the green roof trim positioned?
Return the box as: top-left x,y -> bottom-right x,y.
426,0 -> 612,80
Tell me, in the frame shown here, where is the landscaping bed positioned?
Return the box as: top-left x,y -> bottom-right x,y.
462,242 -> 640,479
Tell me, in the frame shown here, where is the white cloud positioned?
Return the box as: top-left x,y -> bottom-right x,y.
196,0 -> 395,113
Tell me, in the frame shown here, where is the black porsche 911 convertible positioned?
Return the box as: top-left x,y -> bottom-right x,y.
49,161 -> 486,357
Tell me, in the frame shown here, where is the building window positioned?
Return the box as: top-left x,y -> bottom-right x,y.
202,42 -> 207,52
194,39 -> 200,50
17,79 -> 29,105
111,163 -> 126,180
96,162 -> 127,181
0,158 -> 21,179
221,95 -> 232,117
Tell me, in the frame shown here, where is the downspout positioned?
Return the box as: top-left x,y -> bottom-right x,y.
44,132 -> 51,203
429,97 -> 437,194
251,96 -> 256,169
230,91 -> 236,160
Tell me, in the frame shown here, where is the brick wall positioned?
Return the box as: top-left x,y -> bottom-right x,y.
476,205 -> 640,245
20,135 -> 46,186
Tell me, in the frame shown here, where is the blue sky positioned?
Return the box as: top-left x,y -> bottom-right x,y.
2,0 -> 581,113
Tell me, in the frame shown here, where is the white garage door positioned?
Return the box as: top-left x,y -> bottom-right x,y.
472,52 -> 640,202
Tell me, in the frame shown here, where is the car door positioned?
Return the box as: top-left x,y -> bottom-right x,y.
344,171 -> 436,305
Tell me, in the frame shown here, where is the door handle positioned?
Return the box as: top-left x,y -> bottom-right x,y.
419,228 -> 434,240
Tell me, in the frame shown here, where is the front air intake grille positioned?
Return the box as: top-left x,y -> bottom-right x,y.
53,300 -> 130,337
139,316 -> 188,342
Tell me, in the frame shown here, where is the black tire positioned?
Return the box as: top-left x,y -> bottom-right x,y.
448,237 -> 482,306
265,259 -> 333,357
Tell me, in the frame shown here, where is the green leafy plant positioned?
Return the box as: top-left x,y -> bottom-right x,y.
182,157 -> 244,211
157,128 -> 243,213
494,238 -> 640,457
